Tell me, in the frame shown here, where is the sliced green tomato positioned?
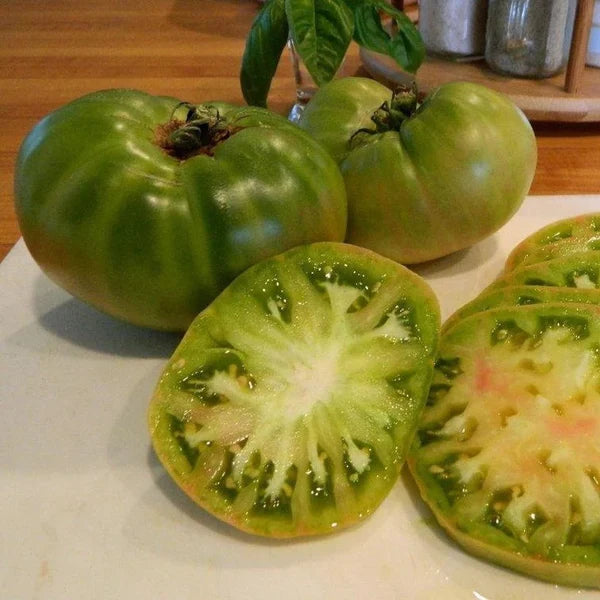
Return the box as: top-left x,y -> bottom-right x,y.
443,285 -> 600,333
148,242 -> 440,537
486,252 -> 600,294
409,303 -> 600,588
506,213 -> 600,272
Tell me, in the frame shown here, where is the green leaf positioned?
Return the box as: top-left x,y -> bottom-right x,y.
240,0 -> 289,107
285,0 -> 354,87
353,1 -> 425,74
353,4 -> 389,55
342,0 -> 363,10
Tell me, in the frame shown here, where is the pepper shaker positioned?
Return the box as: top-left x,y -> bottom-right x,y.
485,0 -> 577,78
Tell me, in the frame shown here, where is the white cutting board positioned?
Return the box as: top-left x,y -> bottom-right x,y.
2,195 -> 600,600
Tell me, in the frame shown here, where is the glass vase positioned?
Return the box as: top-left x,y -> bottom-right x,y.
287,39 -> 347,122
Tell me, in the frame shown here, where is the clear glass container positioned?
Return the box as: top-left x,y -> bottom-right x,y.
418,0 -> 488,58
287,39 -> 347,122
485,0 -> 577,78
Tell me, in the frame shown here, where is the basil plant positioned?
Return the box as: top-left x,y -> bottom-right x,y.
240,0 -> 425,107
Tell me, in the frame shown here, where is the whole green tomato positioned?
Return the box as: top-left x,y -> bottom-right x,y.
14,89 -> 347,331
298,77 -> 536,264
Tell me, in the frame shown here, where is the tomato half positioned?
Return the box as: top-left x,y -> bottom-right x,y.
14,89 -> 347,330
298,77 -> 536,264
149,242 -> 440,537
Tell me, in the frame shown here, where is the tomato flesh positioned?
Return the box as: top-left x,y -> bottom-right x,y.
506,213 -> 600,272
149,242 -> 440,537
410,304 -> 600,588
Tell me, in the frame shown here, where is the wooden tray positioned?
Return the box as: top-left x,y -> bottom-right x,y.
360,48 -> 600,122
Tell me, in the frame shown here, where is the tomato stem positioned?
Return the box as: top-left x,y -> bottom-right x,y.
373,84 -> 419,132
350,84 -> 419,149
157,104 -> 234,159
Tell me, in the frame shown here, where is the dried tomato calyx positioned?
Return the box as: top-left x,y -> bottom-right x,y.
158,104 -> 236,159
349,84 -> 420,150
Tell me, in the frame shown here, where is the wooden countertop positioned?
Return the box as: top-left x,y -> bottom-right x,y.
2,0 -> 600,262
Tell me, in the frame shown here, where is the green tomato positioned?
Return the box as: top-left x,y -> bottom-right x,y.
149,242 -> 440,537
298,77 -> 537,264
14,89 -> 347,331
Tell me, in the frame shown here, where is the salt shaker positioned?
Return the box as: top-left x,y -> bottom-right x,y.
485,0 -> 577,78
418,0 -> 488,58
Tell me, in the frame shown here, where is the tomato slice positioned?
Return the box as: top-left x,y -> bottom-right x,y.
486,252 -> 600,294
506,213 -> 600,272
409,303 -> 600,588
148,242 -> 440,537
444,285 -> 600,333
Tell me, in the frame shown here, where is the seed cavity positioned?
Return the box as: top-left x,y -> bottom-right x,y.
304,260 -> 374,298
435,357 -> 463,379
486,488 -> 513,530
180,352 -> 253,404
491,320 -> 530,347
500,407 -> 518,427
518,357 -> 553,374
525,505 -> 549,542
249,463 -> 297,517
320,280 -> 367,316
212,450 -> 238,502
170,415 -> 201,468
567,498 -> 585,545
444,401 -> 469,422
267,297 -> 288,322
458,417 -> 478,442
309,453 -> 334,502
240,451 -> 262,484
516,295 -> 540,306
538,449 -> 557,474
538,315 -> 591,341
571,273 -> 597,290
525,278 -> 554,287
343,438 -> 372,475
586,467 -> 600,496
525,383 -> 539,395
419,427 -> 443,444
388,371 -> 416,398
347,294 -> 369,314
256,276 -> 292,323
541,226 -> 572,243
373,301 -> 417,342
343,438 -> 372,478
512,484 -> 524,498
427,383 -> 451,405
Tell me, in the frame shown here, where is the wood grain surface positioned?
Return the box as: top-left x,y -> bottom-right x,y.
2,0 -> 600,262
361,49 -> 600,122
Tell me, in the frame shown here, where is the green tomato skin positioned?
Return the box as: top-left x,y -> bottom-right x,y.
14,89 -> 347,331
299,78 -> 537,264
297,77 -> 393,164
